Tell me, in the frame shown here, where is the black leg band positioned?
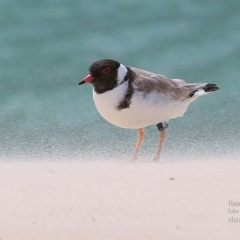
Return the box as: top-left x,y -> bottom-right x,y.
156,122 -> 168,132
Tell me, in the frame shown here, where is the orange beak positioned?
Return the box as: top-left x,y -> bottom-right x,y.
78,74 -> 94,85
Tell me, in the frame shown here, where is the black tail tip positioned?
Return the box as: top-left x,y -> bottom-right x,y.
204,83 -> 220,92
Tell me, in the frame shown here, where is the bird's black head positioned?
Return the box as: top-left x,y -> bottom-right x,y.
79,59 -> 121,94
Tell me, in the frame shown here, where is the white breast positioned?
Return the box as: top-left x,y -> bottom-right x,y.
93,83 -> 197,129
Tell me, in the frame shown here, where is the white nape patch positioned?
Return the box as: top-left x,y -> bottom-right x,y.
117,64 -> 128,84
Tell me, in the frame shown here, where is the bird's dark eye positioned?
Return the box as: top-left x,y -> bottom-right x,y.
102,67 -> 111,74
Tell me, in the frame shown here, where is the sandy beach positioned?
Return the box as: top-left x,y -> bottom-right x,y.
0,159 -> 239,240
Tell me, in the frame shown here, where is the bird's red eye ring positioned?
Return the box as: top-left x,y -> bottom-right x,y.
102,67 -> 111,74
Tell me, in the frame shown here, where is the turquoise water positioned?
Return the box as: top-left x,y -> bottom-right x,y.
1,0 -> 240,160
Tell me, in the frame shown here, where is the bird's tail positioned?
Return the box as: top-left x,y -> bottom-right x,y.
188,83 -> 219,97
202,83 -> 219,92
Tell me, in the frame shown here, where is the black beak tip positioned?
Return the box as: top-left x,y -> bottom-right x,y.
78,80 -> 85,85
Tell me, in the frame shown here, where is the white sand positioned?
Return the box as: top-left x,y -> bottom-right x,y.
0,160 -> 240,240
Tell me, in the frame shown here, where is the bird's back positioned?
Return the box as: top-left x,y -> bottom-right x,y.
130,67 -> 218,101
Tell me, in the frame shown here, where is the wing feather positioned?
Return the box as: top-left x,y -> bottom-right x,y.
130,67 -> 192,101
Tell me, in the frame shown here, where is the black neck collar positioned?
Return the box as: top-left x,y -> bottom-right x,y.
119,67 -> 135,85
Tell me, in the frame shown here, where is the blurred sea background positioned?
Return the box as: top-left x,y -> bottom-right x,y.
1,0 -> 239,161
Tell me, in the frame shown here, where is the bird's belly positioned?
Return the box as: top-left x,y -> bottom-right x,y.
93,89 -> 192,129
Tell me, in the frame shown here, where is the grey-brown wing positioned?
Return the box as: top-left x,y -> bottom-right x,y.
130,67 -> 192,101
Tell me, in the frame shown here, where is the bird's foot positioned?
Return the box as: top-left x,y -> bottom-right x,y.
130,153 -> 138,162
152,156 -> 160,162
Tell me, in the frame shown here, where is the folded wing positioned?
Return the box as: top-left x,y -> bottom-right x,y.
130,67 -> 219,101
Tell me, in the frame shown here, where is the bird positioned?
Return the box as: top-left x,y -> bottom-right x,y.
79,59 -> 219,161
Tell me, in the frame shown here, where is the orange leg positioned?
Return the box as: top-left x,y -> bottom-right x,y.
153,129 -> 166,161
132,128 -> 145,161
